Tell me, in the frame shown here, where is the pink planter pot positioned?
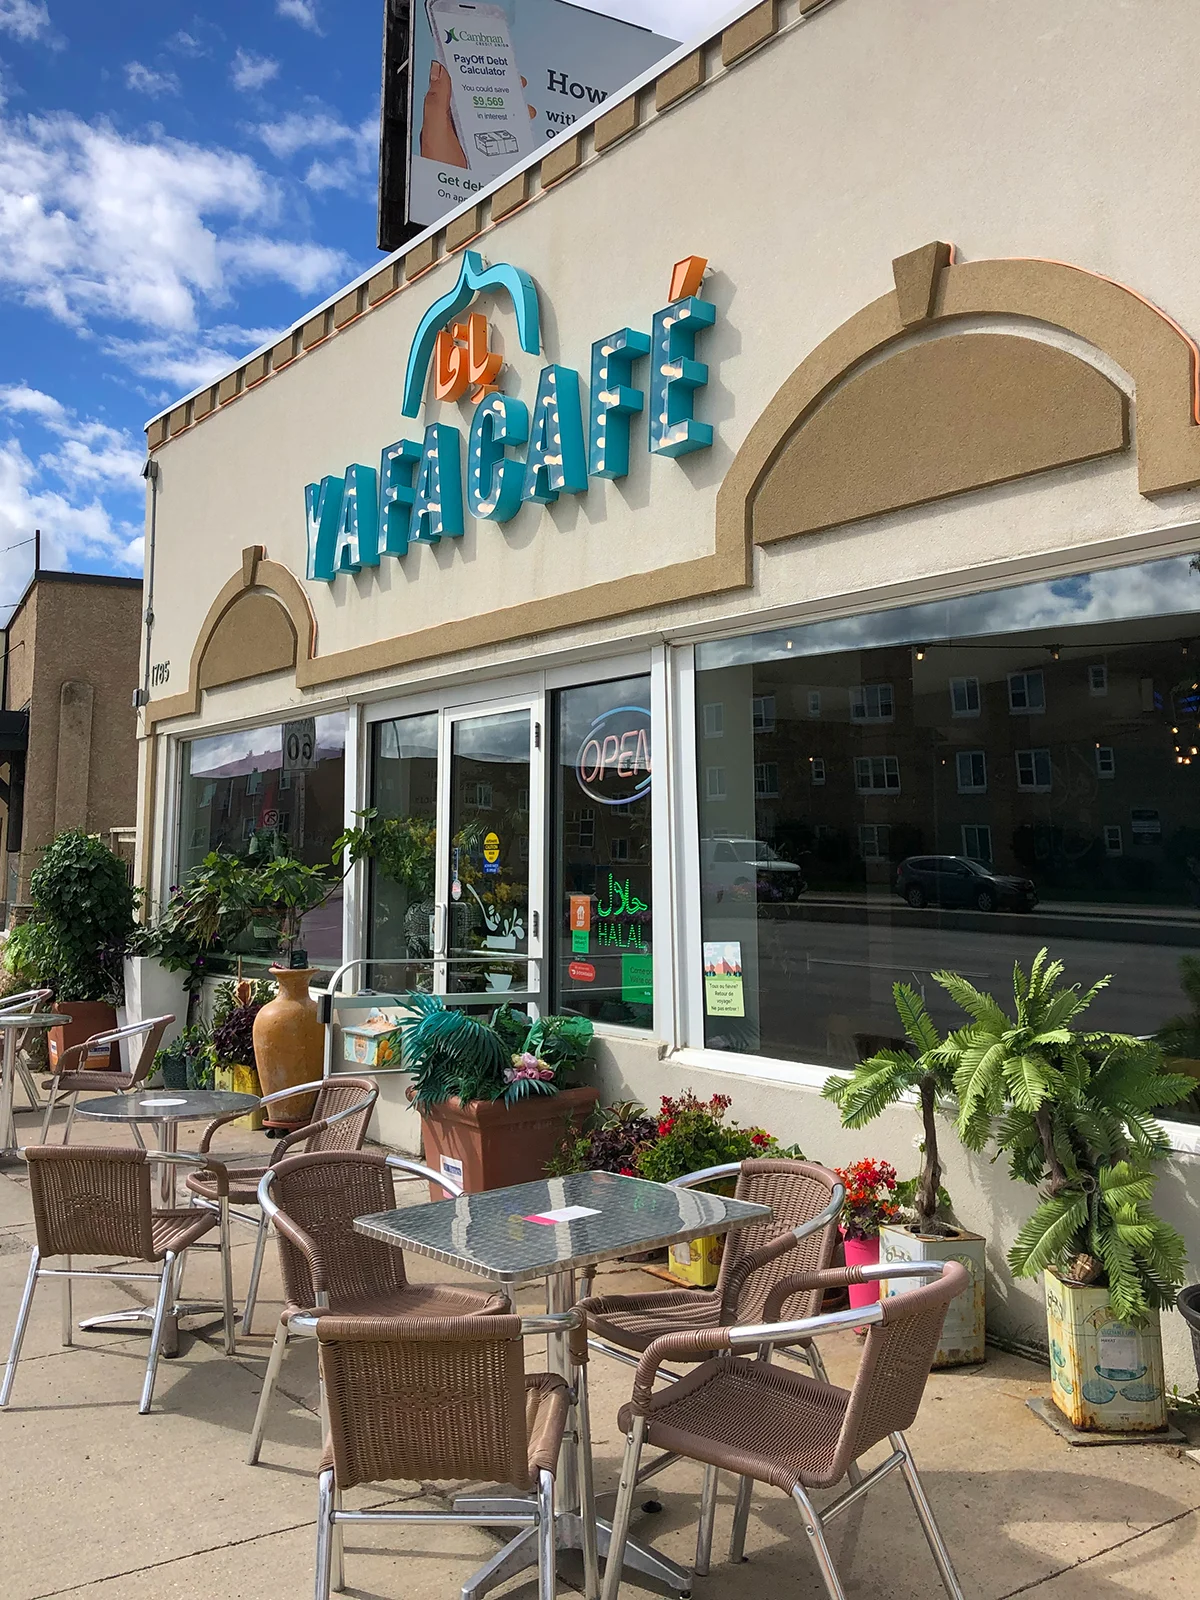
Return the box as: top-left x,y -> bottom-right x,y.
842,1230 -> 881,1309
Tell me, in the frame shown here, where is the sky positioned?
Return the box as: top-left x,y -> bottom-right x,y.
0,0 -> 736,614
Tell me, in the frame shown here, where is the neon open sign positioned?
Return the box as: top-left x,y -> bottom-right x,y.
575,705 -> 651,807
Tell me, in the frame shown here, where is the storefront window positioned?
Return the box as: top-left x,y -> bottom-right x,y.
367,713 -> 438,977
178,713 -> 346,968
694,552 -> 1200,1117
553,675 -> 652,1027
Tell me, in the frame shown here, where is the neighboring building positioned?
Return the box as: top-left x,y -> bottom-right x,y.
0,569 -> 142,918
138,0 -> 1200,1384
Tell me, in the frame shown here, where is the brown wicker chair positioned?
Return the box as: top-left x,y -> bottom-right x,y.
314,1309 -> 592,1600
0,1144 -> 230,1414
600,1259 -> 969,1600
581,1160 -> 844,1379
38,1014 -> 175,1144
247,1150 -> 509,1466
186,1074 -> 378,1334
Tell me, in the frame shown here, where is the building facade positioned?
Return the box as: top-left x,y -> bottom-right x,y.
1,570 -> 142,918
138,0 -> 1200,1380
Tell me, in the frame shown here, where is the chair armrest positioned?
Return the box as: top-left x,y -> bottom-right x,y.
150,1151 -> 230,1197
85,1015 -> 176,1046
273,1090 -> 379,1159
760,1260 -> 952,1324
667,1162 -> 744,1190
520,1308 -> 587,1366
195,1108 -> 248,1154
0,987 -> 52,1012
256,1166 -> 326,1290
258,1079 -> 325,1106
385,1155 -> 463,1197
720,1181 -> 845,1313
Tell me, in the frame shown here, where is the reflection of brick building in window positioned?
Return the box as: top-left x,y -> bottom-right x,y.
701,631 -> 1200,908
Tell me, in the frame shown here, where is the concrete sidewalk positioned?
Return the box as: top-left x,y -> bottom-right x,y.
2,1109 -> 1199,1600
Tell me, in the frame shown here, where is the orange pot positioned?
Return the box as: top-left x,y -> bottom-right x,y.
49,1001 -> 119,1071
251,968 -> 323,1129
418,1085 -> 600,1195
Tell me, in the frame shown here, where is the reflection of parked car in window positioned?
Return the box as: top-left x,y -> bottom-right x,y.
701,837 -> 807,900
895,855 -> 1037,913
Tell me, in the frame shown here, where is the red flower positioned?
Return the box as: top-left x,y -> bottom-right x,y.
620,1166 -> 635,1176
751,1131 -> 770,1148
658,1118 -> 675,1136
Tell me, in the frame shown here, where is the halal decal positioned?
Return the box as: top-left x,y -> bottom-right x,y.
304,252 -> 715,579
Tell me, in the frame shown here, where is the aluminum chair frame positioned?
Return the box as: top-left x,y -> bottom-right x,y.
0,1148 -> 233,1414
188,1078 -> 378,1335
312,1307 -> 596,1600
601,1262 -> 966,1600
38,1014 -> 176,1145
0,988 -> 53,1111
246,1156 -> 467,1467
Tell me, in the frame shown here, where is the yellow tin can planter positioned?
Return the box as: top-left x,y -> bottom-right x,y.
665,1178 -> 736,1287
880,1224 -> 987,1368
231,1063 -> 264,1130
1044,1270 -> 1167,1433
214,1064 -> 235,1093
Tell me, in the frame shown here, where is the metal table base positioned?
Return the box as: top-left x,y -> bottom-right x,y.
452,1499 -> 691,1600
454,1269 -> 691,1600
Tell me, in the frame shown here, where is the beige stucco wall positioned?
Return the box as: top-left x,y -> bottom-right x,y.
145,0 -> 1200,1389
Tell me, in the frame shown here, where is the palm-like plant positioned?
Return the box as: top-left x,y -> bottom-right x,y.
822,983 -> 956,1231
400,991 -> 510,1108
939,949 -> 1193,1323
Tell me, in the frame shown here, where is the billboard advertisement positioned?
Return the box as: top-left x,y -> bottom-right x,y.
406,0 -> 678,230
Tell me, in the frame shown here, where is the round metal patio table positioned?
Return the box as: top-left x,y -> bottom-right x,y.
74,1087 -> 259,1355
0,1011 -> 70,1161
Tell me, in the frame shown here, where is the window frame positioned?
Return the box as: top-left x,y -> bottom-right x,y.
854,754 -> 901,793
1008,669 -> 1046,714
949,676 -> 981,717
1015,747 -> 1053,791
955,750 -> 988,793
850,682 -> 895,723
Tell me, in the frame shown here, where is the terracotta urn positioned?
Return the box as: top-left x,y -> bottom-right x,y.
251,967 -> 323,1129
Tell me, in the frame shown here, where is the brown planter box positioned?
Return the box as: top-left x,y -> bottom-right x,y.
49,1001 -> 119,1071
419,1085 -> 600,1195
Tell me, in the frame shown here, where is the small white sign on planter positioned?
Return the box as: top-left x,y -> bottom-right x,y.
880,1223 -> 987,1367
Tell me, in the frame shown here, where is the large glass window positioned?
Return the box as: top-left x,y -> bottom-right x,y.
367,713 -> 438,973
178,712 -> 346,968
552,675 -> 652,1027
694,551 -> 1200,1116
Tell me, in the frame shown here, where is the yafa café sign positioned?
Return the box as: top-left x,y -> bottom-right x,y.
304,251 -> 717,578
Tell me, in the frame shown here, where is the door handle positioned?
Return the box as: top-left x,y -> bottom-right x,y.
433,903 -> 447,957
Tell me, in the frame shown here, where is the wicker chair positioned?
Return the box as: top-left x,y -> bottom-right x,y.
314,1309 -> 592,1600
600,1259 -> 969,1600
185,1074 -> 378,1334
580,1160 -> 844,1380
0,1144 -> 230,1415
39,1014 -> 176,1144
247,1150 -> 509,1466
0,987 -> 53,1112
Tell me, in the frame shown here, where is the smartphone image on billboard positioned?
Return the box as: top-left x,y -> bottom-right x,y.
426,0 -> 538,172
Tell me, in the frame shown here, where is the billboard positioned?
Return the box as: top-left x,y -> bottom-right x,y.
380,1 -> 678,246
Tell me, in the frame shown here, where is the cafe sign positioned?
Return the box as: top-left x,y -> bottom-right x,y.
304,252 -> 716,580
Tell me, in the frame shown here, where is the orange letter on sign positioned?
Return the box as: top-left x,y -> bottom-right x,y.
467,313 -> 503,401
434,326 -> 470,401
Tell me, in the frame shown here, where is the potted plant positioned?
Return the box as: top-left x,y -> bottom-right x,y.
546,1100 -> 659,1177
210,978 -> 270,1130
15,830 -> 136,1070
401,994 -> 600,1192
835,1158 -> 901,1311
823,983 -> 987,1366
154,1024 -> 215,1091
123,914 -> 193,1046
636,1091 -> 784,1287
944,948 -> 1193,1433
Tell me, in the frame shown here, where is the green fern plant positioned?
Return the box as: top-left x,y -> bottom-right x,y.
822,983 -> 957,1232
400,992 -> 510,1109
939,948 -> 1193,1323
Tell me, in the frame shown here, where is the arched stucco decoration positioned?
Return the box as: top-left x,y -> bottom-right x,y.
717,243 -> 1200,555
146,545 -> 316,726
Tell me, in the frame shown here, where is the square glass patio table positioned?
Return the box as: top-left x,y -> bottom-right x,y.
354,1168 -> 771,1284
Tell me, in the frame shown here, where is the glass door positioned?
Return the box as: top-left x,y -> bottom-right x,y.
438,705 -> 539,1001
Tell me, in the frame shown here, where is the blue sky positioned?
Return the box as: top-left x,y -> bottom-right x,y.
0,0 -> 733,610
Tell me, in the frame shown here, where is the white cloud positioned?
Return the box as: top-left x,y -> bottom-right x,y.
231,48 -> 280,93
256,109 -> 377,196
168,31 -> 207,58
0,111 -> 350,338
276,0 -> 320,33
103,324 -> 285,391
125,61 -> 181,98
0,0 -> 50,44
0,384 -> 144,488
0,438 -> 142,600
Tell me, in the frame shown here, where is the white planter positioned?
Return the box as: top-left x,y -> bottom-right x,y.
122,957 -> 188,1063
880,1223 -> 987,1367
